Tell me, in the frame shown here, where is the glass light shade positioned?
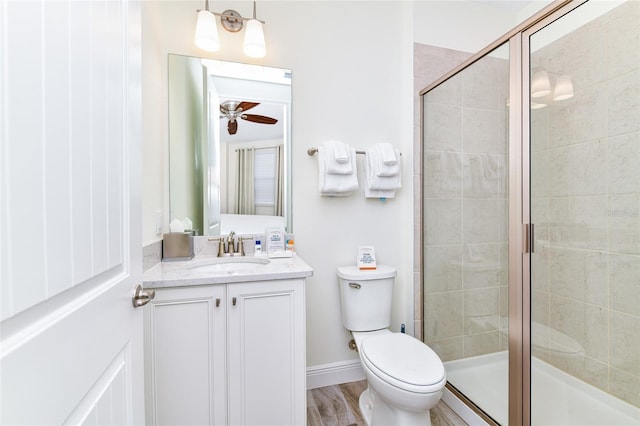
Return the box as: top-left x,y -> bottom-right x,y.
531,101 -> 548,110
243,19 -> 266,58
553,75 -> 574,101
531,70 -> 551,98
195,10 -> 220,52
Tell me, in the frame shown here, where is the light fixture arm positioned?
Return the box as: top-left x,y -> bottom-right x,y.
196,9 -> 265,26
214,10 -> 265,25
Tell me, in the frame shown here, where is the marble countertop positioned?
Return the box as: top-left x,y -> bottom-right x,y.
143,254 -> 314,289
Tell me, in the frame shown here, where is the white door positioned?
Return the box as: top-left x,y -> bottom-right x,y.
0,1 -> 145,424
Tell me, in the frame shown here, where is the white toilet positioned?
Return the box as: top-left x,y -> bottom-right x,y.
338,265 -> 446,426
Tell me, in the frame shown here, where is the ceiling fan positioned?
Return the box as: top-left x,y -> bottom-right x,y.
219,100 -> 278,135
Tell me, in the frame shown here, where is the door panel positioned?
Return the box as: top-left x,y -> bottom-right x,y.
0,0 -> 144,424
227,279 -> 306,426
528,1 -> 640,423
144,286 -> 227,426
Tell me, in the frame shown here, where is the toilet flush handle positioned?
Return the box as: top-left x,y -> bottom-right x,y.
348,282 -> 361,289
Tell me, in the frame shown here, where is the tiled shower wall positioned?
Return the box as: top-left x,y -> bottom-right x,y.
530,1 -> 640,408
420,46 -> 510,362
413,44 -> 472,340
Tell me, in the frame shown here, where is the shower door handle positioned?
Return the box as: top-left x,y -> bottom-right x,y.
523,223 -> 535,254
530,223 -> 534,253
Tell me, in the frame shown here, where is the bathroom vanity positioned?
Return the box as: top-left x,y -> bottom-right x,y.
142,255 -> 313,426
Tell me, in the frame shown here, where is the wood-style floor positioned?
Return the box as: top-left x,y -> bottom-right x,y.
307,380 -> 468,426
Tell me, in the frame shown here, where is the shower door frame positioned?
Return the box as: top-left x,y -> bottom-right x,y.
417,1 -> 589,424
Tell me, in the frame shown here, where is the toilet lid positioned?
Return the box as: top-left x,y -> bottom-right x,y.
361,333 -> 445,388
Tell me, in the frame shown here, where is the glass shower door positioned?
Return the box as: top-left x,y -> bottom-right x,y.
529,1 -> 640,424
422,41 -> 511,424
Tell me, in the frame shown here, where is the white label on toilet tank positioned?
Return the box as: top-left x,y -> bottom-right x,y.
358,246 -> 377,270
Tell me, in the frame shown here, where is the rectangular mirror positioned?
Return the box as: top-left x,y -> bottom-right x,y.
168,54 -> 292,236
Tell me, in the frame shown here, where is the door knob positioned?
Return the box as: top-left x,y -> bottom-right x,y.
132,284 -> 155,308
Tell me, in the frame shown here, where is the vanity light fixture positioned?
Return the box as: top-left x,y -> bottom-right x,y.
243,2 -> 266,58
531,70 -> 551,98
194,1 -> 267,58
552,74 -> 574,101
530,70 -> 574,109
194,0 -> 220,52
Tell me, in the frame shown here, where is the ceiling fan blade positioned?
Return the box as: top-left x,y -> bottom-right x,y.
237,101 -> 260,112
241,114 -> 278,125
228,120 -> 238,135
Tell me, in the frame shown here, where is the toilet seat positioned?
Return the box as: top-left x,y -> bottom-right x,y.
360,333 -> 446,394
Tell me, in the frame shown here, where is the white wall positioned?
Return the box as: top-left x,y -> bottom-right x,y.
142,1 -> 414,368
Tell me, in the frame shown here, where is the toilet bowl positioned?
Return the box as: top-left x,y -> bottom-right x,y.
353,330 -> 446,426
338,265 -> 446,426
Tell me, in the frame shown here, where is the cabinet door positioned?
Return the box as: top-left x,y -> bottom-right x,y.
145,285 -> 227,426
227,279 -> 306,426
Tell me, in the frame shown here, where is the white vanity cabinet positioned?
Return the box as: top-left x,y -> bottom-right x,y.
144,278 -> 306,426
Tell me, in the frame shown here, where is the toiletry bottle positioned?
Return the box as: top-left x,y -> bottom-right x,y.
255,240 -> 262,254
286,239 -> 295,253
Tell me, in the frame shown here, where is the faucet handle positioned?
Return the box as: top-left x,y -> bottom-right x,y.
237,238 -> 245,256
208,237 -> 226,257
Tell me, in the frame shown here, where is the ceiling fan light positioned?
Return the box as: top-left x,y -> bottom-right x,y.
243,19 -> 266,58
195,10 -> 220,52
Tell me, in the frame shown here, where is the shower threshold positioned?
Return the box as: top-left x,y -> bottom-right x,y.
445,351 -> 640,425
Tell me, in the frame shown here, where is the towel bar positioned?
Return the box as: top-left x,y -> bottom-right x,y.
306,147 -> 401,156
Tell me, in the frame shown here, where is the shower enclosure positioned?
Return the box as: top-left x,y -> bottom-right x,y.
420,0 -> 639,424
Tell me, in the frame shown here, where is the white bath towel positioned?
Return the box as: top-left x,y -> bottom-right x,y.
322,140 -> 353,174
317,145 -> 358,196
365,145 -> 402,191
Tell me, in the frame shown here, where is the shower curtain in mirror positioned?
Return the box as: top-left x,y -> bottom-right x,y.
235,147 -> 256,214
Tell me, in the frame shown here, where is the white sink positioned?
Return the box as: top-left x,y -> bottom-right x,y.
187,257 -> 270,274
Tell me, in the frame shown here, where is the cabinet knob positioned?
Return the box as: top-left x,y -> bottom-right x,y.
216,298 -> 220,307
232,297 -> 237,306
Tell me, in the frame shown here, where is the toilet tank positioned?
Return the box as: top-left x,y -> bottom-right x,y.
337,265 -> 397,331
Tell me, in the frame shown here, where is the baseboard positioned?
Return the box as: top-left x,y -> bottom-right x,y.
442,387 -> 490,426
306,360 -> 365,390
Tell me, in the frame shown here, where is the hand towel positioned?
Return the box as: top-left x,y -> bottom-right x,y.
323,140 -> 353,174
363,157 -> 397,199
365,145 -> 401,191
318,145 -> 358,196
379,142 -> 398,165
330,140 -> 350,164
371,143 -> 400,177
